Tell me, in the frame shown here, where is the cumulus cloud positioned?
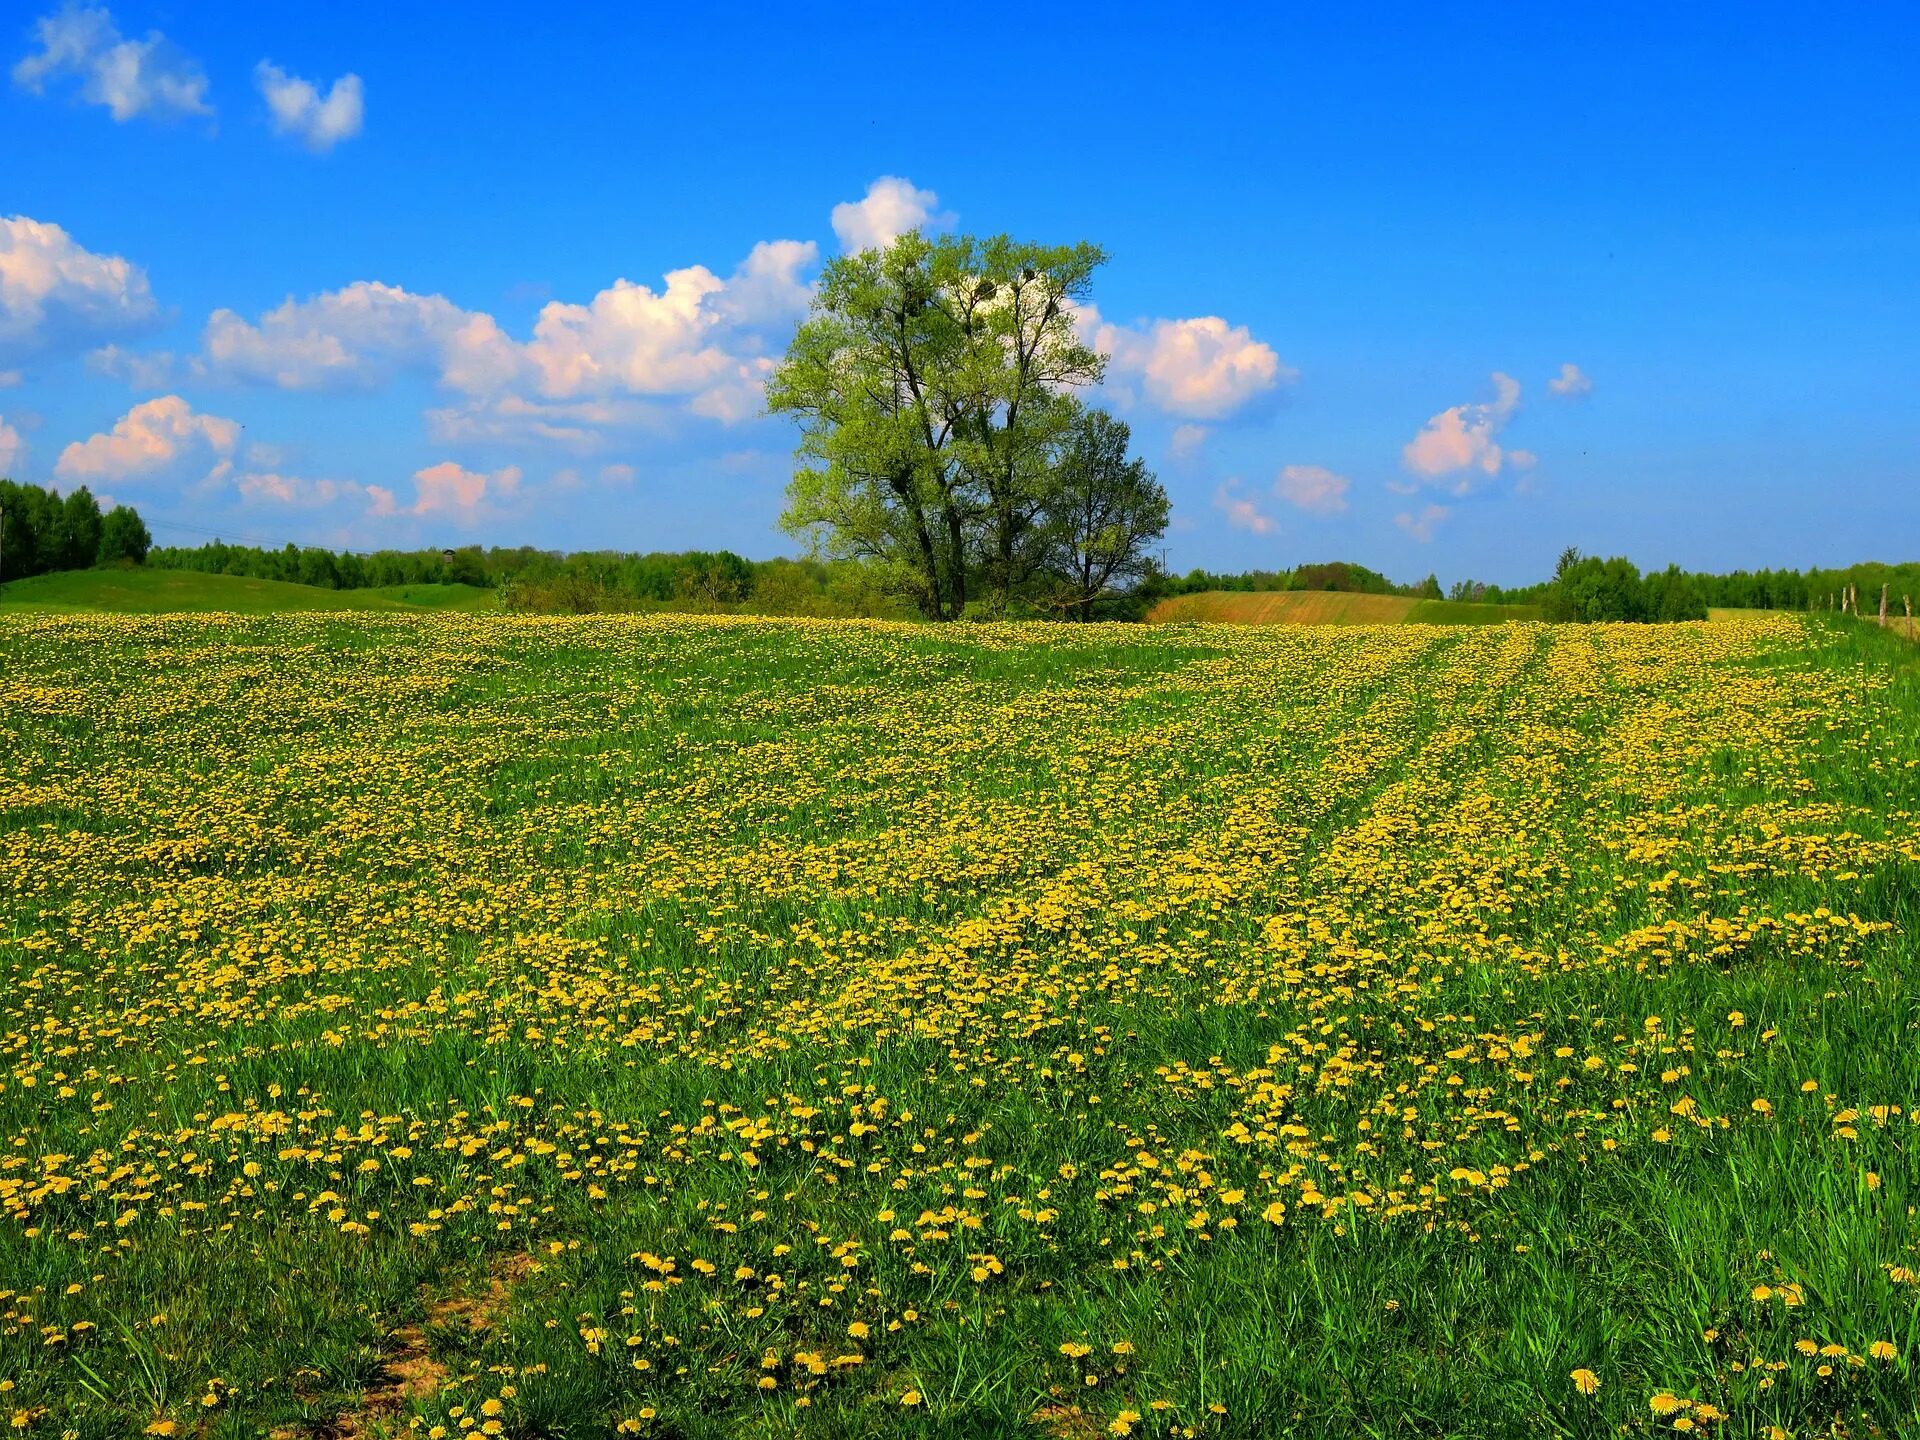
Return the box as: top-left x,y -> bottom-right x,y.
255,62 -> 364,151
1273,463 -> 1349,516
1214,478 -> 1277,535
1400,372 -> 1522,490
202,280 -> 520,393
202,239 -> 811,440
715,239 -> 818,327
1,215 -> 159,366
0,414 -> 24,476
1394,503 -> 1449,543
1080,304 -> 1294,420
1547,362 -> 1592,398
55,394 -> 239,483
830,176 -> 949,253
369,460 -> 521,520
13,4 -> 211,122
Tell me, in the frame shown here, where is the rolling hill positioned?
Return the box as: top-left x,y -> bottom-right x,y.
0,568 -> 497,614
1146,590 -> 1542,626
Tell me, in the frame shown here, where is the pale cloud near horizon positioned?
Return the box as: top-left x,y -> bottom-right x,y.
1547,361 -> 1592,398
830,177 -> 950,253
1401,372 -> 1523,491
1,215 -> 158,367
1394,503 -> 1449,543
1214,477 -> 1277,535
256,62 -> 364,152
12,4 -> 211,122
236,470 -> 365,507
1274,463 -> 1349,516
0,414 -> 23,476
54,394 -> 238,483
369,459 -> 522,520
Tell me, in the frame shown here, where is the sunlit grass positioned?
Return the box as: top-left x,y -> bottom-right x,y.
0,612 -> 1913,1438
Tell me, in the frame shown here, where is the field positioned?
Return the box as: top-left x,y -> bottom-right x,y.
0,612 -> 1916,1438
1146,591 -> 1542,626
0,569 -> 496,615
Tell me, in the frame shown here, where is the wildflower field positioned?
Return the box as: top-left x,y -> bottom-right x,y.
0,612 -> 1916,1440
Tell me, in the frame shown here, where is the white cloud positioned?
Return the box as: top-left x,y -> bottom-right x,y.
1394,503 -> 1449,543
1168,423 -> 1208,460
1081,304 -> 1294,420
255,62 -> 364,152
830,177 -> 949,253
526,267 -> 747,398
1214,478 -> 1277,535
423,393 -> 660,449
55,394 -> 239,483
715,239 -> 818,327
235,471 -> 365,507
86,342 -> 181,389
0,414 -> 24,476
13,4 -> 211,122
1274,463 -> 1349,516
1547,362 -> 1592,398
1400,372 -> 1522,490
203,240 -> 807,438
0,371 -> 20,388
202,280 -> 521,393
0,215 -> 158,366
372,460 -> 521,521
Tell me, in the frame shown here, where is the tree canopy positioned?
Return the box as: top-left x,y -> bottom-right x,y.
768,230 -> 1167,620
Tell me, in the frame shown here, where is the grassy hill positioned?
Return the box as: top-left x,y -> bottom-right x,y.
1147,589 -> 1542,626
0,568 -> 497,614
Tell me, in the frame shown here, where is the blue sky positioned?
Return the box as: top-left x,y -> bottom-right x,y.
3,3 -> 1915,584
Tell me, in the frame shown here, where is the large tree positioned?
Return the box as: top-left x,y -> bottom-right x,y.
1036,409 -> 1169,620
767,231 -> 1106,620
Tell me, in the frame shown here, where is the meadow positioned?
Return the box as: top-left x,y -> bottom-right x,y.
1144,592 -> 1542,626
0,611 -> 1914,1438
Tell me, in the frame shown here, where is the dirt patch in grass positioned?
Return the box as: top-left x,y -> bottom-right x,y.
275,1253 -> 538,1440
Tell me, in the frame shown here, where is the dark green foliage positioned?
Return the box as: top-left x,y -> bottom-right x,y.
1035,410 -> 1171,620
96,505 -> 152,566
1543,552 -> 1650,622
0,479 -> 148,577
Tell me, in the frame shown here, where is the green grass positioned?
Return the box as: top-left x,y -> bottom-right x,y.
1402,597 -> 1545,625
1149,590 -> 1543,626
0,567 -> 497,614
0,611 -> 1914,1438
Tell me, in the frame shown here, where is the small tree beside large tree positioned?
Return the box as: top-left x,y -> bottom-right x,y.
767,230 -> 1167,620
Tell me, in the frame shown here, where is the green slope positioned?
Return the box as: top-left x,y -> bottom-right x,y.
1149,589 -> 1542,626
0,568 -> 497,614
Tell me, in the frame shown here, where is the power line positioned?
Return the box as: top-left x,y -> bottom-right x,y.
137,507 -> 370,553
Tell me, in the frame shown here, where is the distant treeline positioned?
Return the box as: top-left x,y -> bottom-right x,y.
1163,560 -> 1446,600
146,540 -> 924,618
0,481 -> 152,578
1170,554 -> 1920,623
